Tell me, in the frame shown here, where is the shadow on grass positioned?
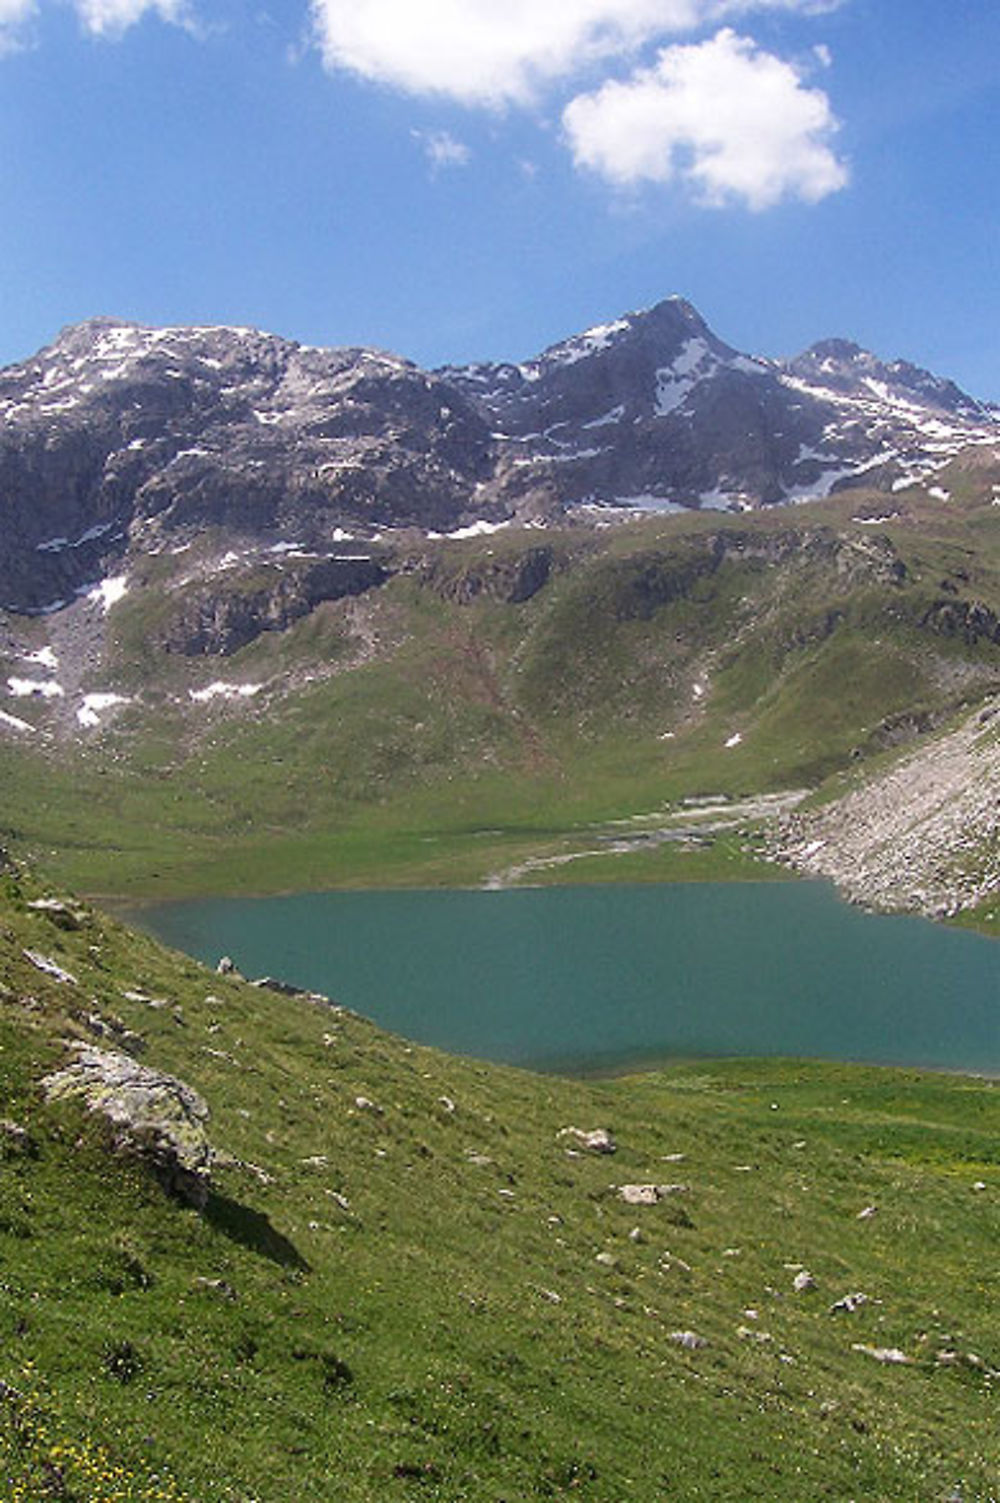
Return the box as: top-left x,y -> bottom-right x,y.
204,1191 -> 311,1271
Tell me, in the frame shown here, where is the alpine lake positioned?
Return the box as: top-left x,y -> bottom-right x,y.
135,879 -> 1000,1077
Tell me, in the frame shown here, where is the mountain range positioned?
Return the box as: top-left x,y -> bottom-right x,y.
1,297 -> 996,616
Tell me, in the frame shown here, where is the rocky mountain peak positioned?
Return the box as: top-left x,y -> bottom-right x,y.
525,295 -> 712,372
784,337 -> 987,420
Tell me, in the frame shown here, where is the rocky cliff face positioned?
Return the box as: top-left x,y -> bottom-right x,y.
156,553 -> 390,657
0,302 -> 996,618
0,318 -> 494,614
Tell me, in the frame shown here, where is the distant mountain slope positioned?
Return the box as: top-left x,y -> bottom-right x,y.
1,301 -> 996,614
2,461 -> 1000,923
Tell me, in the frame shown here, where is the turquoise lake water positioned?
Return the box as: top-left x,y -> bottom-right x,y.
136,881 -> 1000,1074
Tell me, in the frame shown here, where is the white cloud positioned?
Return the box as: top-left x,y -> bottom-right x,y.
0,0 -> 35,52
310,0 -> 844,107
0,0 -> 34,24
414,129 -> 472,170
563,28 -> 848,209
0,0 -> 189,47
72,0 -> 189,36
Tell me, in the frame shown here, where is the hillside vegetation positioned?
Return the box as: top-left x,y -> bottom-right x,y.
1,859 -> 998,1500
2,461 -> 1000,926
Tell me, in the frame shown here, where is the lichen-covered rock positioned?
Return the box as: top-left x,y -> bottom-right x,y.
617,1183 -> 689,1206
26,897 -> 86,931
42,1044 -> 213,1207
22,949 -> 78,985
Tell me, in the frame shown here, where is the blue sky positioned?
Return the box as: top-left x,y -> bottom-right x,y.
0,0 -> 998,397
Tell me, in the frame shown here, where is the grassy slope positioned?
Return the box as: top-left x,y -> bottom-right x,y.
1,864 -> 999,1501
3,477 -> 1000,907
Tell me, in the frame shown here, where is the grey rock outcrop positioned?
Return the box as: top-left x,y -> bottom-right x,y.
851,1344 -> 911,1365
420,544 -> 554,606
558,1126 -> 616,1154
157,553 -> 390,656
617,1183 -> 689,1205
0,318 -> 494,614
919,598 -> 1000,648
26,897 -> 86,930
42,1043 -> 214,1207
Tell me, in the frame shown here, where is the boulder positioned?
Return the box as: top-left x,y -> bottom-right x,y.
251,975 -> 309,997
851,1344 -> 911,1366
559,1126 -> 616,1155
617,1183 -> 689,1206
354,1095 -> 383,1115
618,1184 -> 660,1206
830,1292 -> 869,1314
669,1330 -> 707,1350
42,1044 -> 213,1207
22,949 -> 78,985
72,1007 -> 145,1053
26,897 -> 86,931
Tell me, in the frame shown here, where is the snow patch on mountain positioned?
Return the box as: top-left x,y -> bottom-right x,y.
77,693 -> 130,728
87,577 -> 129,612
7,677 -> 64,699
610,495 -> 688,514
654,338 -> 720,416
23,646 -> 59,670
582,405 -> 625,430
528,318 -> 633,375
36,520 -> 120,555
0,710 -> 35,734
189,683 -> 263,704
